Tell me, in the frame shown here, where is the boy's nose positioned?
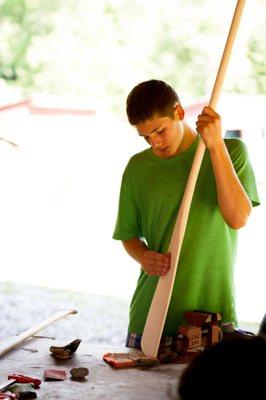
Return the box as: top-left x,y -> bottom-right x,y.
150,135 -> 161,149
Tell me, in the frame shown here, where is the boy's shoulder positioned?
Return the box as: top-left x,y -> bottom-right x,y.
122,148 -> 151,178
224,137 -> 246,148
224,137 -> 248,155
127,148 -> 151,166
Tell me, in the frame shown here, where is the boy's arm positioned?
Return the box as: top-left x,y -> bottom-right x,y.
122,237 -> 170,276
208,139 -> 252,229
196,106 -> 252,229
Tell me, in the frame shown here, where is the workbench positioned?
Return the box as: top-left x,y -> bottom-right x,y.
0,337 -> 187,399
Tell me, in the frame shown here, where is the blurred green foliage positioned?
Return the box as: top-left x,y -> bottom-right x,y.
0,0 -> 60,86
0,0 -> 265,113
247,28 -> 266,94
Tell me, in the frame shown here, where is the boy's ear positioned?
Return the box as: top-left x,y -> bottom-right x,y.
174,104 -> 185,121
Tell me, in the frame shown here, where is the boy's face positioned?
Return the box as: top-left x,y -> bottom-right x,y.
136,105 -> 184,158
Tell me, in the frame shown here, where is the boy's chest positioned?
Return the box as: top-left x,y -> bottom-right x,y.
132,158 -> 216,214
133,164 -> 190,210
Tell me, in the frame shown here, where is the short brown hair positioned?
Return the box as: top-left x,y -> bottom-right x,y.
126,79 -> 180,125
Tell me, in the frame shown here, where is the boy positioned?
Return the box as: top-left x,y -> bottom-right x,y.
113,79 -> 260,349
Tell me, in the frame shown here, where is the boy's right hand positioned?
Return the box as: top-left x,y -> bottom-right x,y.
141,250 -> 171,276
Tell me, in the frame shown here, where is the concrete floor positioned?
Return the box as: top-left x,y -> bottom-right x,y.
0,337 -> 186,399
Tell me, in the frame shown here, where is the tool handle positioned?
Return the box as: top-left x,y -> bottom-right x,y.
7,375 -> 41,387
0,309 -> 77,358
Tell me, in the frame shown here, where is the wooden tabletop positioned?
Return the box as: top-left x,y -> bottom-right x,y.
0,337 -> 186,399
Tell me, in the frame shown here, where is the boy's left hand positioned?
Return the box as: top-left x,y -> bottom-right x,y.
196,106 -> 223,150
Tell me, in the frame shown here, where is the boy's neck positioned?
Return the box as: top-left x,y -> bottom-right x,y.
176,122 -> 198,155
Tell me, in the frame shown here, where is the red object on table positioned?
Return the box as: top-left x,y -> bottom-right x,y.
7,375 -> 41,388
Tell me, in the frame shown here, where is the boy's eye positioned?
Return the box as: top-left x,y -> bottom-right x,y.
156,128 -> 164,134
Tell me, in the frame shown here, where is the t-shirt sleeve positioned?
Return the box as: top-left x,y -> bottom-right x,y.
226,139 -> 260,207
113,166 -> 142,241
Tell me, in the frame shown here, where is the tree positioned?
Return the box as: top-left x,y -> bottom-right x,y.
247,28 -> 266,94
0,0 -> 60,89
0,0 -> 264,113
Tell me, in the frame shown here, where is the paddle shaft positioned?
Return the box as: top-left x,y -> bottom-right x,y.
141,0 -> 246,357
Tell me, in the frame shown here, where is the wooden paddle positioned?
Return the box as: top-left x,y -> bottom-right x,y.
0,309 -> 77,357
141,0 -> 246,358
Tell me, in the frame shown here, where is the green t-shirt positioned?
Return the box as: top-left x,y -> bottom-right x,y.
113,137 -> 260,335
